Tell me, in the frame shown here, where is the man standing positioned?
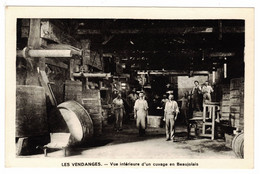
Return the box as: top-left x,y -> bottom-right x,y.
201,81 -> 214,103
179,92 -> 189,125
127,88 -> 139,118
112,92 -> 125,132
134,92 -> 149,136
163,94 -> 179,142
192,80 -> 202,111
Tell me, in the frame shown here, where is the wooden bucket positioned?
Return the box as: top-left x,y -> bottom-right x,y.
147,115 -> 162,128
16,85 -> 48,137
57,100 -> 94,145
232,132 -> 244,158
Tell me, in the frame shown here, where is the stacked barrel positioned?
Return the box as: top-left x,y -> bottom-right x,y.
229,78 -> 244,131
220,84 -> 230,121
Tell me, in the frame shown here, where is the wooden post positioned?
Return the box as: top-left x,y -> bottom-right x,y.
70,59 -> 75,81
39,70 -> 57,106
81,39 -> 91,92
28,19 -> 42,49
81,39 -> 91,66
26,19 -> 43,85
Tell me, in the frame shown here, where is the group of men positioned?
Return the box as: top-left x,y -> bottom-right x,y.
111,80 -> 214,141
112,90 -> 148,136
192,80 -> 214,111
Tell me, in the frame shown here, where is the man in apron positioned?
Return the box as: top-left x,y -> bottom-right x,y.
163,94 -> 179,142
134,92 -> 149,136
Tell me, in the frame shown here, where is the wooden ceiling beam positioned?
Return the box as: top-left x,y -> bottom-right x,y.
76,26 -> 244,35
137,70 -> 209,76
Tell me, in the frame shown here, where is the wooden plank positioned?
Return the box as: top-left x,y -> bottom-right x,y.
39,70 -> 57,106
16,137 -> 27,156
45,58 -> 68,69
41,20 -> 81,48
90,51 -> 103,70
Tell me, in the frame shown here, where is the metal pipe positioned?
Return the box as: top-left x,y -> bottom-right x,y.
73,72 -> 111,78
17,47 -> 72,58
29,50 -> 72,57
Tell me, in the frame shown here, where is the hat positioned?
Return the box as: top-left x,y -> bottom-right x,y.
166,90 -> 174,94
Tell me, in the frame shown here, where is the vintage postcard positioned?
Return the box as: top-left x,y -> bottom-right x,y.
5,7 -> 254,168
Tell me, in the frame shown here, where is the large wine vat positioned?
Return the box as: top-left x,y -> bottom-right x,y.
16,85 -> 49,137
57,100 -> 94,145
16,85 -> 49,155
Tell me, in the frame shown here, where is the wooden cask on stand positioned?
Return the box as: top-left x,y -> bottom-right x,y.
16,85 -> 50,155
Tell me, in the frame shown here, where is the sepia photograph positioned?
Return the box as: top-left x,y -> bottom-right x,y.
5,7 -> 254,168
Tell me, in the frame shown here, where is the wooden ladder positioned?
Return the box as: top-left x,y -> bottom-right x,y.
202,102 -> 220,140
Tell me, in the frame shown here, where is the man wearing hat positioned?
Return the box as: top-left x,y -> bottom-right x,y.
163,94 -> 179,142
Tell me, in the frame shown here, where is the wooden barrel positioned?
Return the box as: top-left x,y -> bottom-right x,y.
232,132 -> 244,158
16,85 -> 48,137
91,114 -> 103,135
102,107 -> 109,126
81,89 -> 103,136
64,80 -> 82,103
57,100 -> 94,145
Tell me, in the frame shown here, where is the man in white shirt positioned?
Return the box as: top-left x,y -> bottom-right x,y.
164,94 -> 179,142
112,92 -> 125,132
134,92 -> 149,136
201,81 -> 214,103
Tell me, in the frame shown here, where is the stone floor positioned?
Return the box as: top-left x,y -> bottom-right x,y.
19,120 -> 237,159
